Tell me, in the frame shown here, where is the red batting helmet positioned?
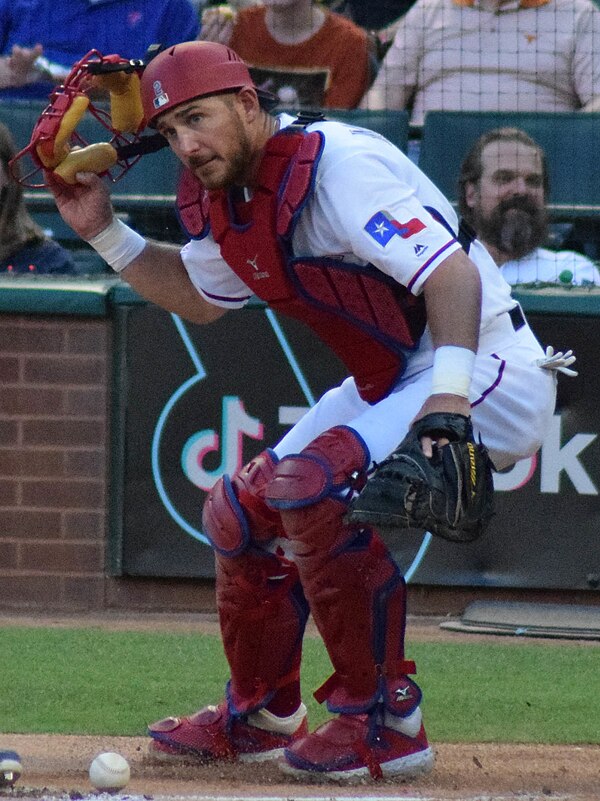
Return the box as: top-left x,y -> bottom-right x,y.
141,41 -> 268,127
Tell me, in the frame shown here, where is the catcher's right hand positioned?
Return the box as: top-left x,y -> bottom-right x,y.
346,412 -> 495,543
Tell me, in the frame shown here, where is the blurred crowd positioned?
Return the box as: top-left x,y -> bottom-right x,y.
1,0 -> 599,283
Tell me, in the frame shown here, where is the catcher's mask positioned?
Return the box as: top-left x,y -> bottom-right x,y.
140,40 -> 277,128
9,49 -> 168,188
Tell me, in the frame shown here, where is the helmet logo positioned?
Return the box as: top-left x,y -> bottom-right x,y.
152,79 -> 169,110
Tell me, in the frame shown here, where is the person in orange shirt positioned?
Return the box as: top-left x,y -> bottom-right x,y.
199,0 -> 372,109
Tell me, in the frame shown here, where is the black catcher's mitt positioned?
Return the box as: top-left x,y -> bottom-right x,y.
347,413 -> 495,543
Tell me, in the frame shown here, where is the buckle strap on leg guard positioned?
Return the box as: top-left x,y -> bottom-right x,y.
226,665 -> 301,717
313,659 -> 417,711
358,726 -> 385,781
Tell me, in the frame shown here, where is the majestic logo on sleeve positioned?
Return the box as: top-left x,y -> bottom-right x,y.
364,211 -> 426,247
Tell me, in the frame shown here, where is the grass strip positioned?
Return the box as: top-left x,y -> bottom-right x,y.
0,626 -> 598,743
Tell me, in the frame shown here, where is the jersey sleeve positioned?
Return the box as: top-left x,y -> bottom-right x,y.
315,146 -> 462,294
572,0 -> 600,107
0,1 -> 10,51
180,236 -> 253,309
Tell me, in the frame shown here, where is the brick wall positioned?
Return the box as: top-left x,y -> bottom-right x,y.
0,314 -> 109,610
0,312 -> 217,614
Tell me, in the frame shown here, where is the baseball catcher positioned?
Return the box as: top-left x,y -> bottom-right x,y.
17,40 -> 562,783
347,412 -> 495,542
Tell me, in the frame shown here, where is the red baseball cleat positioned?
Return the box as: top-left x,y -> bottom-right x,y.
148,701 -> 308,763
280,708 -> 434,781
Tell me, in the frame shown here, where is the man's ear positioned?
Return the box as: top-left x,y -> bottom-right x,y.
236,86 -> 260,120
464,181 -> 478,210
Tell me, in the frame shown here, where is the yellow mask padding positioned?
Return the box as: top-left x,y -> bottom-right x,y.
36,94 -> 90,168
53,142 -> 118,184
94,71 -> 144,133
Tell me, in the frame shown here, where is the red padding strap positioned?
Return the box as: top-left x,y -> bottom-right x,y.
177,168 -> 210,239
276,131 -> 324,237
313,660 -> 416,705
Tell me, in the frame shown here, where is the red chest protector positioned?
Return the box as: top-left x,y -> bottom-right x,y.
176,128 -> 426,404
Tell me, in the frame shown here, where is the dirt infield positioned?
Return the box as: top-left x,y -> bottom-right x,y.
1,612 -> 599,801
2,733 -> 600,801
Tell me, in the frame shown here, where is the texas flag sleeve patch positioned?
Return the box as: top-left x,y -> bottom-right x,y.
364,210 -> 426,247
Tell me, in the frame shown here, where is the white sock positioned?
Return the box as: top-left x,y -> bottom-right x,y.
248,703 -> 307,735
384,706 -> 422,738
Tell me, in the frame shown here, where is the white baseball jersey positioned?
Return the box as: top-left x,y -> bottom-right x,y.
180,116 -> 556,470
182,115 -> 515,330
500,246 -> 600,286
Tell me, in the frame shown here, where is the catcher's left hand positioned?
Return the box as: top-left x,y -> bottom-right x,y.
346,412 -> 495,543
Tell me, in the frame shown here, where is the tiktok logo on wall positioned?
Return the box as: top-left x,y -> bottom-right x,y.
494,414 -> 598,494
148,311 -> 598,579
181,396 -> 264,491
149,310 -> 320,548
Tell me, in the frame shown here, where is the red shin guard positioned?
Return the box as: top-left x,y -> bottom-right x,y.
216,549 -> 308,714
203,449 -> 308,715
266,427 -> 419,715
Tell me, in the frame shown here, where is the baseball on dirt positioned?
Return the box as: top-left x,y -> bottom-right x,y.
88,752 -> 130,791
0,750 -> 22,787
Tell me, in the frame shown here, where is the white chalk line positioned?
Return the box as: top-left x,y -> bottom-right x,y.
38,793 -> 574,801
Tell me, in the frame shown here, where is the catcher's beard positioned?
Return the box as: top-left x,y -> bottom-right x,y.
188,115 -> 253,190
475,195 -> 548,261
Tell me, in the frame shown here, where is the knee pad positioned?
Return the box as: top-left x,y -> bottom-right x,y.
265,426 -> 370,511
203,450 -> 285,556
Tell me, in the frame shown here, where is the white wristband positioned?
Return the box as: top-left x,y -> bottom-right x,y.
86,218 -> 146,273
431,345 -> 476,399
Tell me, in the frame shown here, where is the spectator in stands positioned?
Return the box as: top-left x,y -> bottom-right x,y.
320,1 -> 417,72
0,0 -> 199,101
458,127 -> 600,286
0,122 -> 75,273
199,0 -> 371,109
322,0 -> 415,31
204,0 -> 259,7
361,0 -> 600,126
